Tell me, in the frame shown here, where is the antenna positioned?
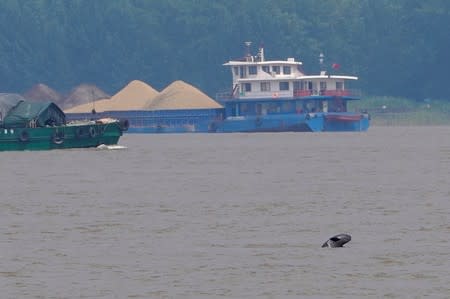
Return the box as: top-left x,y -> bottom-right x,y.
319,52 -> 324,71
244,41 -> 252,61
91,89 -> 96,114
319,52 -> 328,75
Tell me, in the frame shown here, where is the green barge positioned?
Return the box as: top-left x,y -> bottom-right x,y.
0,94 -> 127,151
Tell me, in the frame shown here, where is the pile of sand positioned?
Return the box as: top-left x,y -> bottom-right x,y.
64,97 -> 111,113
23,83 -> 63,106
65,79 -> 222,113
145,80 -> 222,110
106,80 -> 158,110
65,80 -> 158,113
63,84 -> 110,109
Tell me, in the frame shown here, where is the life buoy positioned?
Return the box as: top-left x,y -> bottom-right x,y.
272,93 -> 279,98
19,130 -> 29,142
52,131 -> 64,145
89,126 -> 97,138
75,127 -> 84,138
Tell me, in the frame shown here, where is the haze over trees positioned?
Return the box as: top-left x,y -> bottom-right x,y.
0,0 -> 448,101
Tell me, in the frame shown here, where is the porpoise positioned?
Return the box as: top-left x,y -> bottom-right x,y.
322,233 -> 351,248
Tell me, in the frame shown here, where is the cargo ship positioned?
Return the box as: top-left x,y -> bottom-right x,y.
0,94 -> 127,151
66,43 -> 369,133
211,42 -> 369,132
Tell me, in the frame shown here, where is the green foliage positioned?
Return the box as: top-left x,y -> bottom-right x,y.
0,0 -> 449,100
349,96 -> 450,125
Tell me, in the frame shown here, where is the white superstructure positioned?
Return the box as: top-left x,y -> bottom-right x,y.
222,42 -> 358,100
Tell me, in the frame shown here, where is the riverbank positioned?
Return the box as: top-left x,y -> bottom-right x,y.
350,96 -> 450,126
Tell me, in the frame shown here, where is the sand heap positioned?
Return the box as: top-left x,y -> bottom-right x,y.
63,84 -> 110,109
65,80 -> 222,113
65,80 -> 158,113
23,83 -> 63,106
107,80 -> 159,110
145,80 -> 222,110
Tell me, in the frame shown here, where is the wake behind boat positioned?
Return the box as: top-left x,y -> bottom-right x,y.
96,144 -> 128,150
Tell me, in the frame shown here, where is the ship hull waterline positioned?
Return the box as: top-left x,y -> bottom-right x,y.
0,122 -> 124,151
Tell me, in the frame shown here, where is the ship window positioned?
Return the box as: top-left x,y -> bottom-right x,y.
240,66 -> 247,78
233,67 -> 239,76
320,81 -> 327,91
261,82 -> 271,92
272,66 -> 280,74
279,82 -> 289,91
244,83 -> 252,92
283,66 -> 291,74
248,66 -> 257,75
262,66 -> 270,73
336,81 -> 343,90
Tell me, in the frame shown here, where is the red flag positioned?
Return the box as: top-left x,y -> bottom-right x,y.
332,63 -> 340,70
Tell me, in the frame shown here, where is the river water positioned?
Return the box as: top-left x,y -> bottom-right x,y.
1,126 -> 449,298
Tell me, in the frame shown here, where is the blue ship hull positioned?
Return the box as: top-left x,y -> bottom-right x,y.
211,112 -> 369,133
213,113 -> 323,132
67,110 -> 370,133
128,124 -> 207,133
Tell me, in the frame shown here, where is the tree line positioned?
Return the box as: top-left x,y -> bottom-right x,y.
0,0 -> 449,101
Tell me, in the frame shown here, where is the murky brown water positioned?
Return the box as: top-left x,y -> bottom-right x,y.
1,126 -> 449,298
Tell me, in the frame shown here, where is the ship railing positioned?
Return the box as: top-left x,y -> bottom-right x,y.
218,90 -> 297,101
293,89 -> 361,98
216,89 -> 362,102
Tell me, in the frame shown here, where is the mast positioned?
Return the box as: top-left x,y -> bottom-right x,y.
258,45 -> 264,62
319,52 -> 325,73
244,41 -> 252,62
